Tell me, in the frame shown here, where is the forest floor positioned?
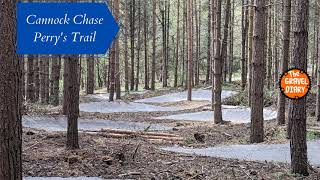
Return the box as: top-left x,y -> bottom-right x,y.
22,87 -> 320,179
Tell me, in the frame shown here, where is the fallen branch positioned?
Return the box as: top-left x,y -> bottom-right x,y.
100,128 -> 179,137
90,129 -> 184,142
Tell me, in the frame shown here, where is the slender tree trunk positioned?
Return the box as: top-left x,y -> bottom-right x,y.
187,0 -> 193,101
174,0 -> 180,88
44,57 -> 50,103
63,57 -> 69,115
289,0 -> 309,175
34,55 -> 40,102
181,0 -> 187,87
124,1 -> 129,92
247,0 -> 254,107
109,1 -> 116,101
165,1 -> 170,87
109,42 -> 116,101
124,0 -> 130,92
316,0 -> 320,122
135,0 -> 141,91
273,2 -> 279,87
151,0 -> 157,90
250,0 -> 266,143
22,57 -> 25,100
97,57 -> 103,88
80,56 -> 85,90
211,0 -> 216,109
266,0 -> 273,90
50,55 -> 61,106
228,0 -> 235,83
312,3 -> 319,82
277,0 -> 291,125
130,0 -> 136,91
206,0 -> 212,84
0,0 -> 22,178
161,4 -> 166,86
143,0 -> 149,90
213,0 -> 222,124
86,55 -> 95,94
40,56 -> 46,104
198,0 -> 201,85
114,0 -> 121,99
27,55 -> 35,102
221,0 -> 231,84
194,0 -> 199,86
241,0 -> 248,90
107,53 -> 111,92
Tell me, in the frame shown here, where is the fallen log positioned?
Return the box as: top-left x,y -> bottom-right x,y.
87,128 -> 184,142
98,132 -> 184,142
83,128 -> 179,138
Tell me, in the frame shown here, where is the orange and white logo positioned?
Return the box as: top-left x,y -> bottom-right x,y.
279,68 -> 311,99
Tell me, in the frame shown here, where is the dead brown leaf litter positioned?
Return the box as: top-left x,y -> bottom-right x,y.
24,129 -> 318,180
22,89 -> 320,179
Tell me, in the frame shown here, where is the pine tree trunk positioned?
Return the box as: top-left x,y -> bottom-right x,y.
114,0 -> 121,99
241,0 -> 248,90
124,0 -> 130,92
109,43 -> 116,101
247,0 -> 254,107
151,0 -> 157,90
165,1 -> 170,87
312,4 -> 319,82
316,1 -> 320,122
63,57 -> 69,115
206,0 -> 211,84
143,0 -> 149,90
86,55 -> 95,94
27,55 -> 35,102
181,0 -> 187,87
228,0 -> 235,83
277,0 -> 291,125
221,0 -> 231,84
187,0 -> 193,101
266,0 -> 273,90
289,0 -> 309,175
250,0 -> 266,143
213,0 -> 222,123
211,0 -> 216,109
273,2 -> 279,87
136,0 -> 141,91
130,0 -> 136,91
194,0 -> 199,86
66,55 -> 80,150
34,55 -> 40,102
50,55 -> 61,106
0,0 -> 23,178
40,55 -> 46,104
174,0 -> 180,88
44,57 -> 50,104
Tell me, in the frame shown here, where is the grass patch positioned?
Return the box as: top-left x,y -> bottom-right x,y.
307,131 -> 320,141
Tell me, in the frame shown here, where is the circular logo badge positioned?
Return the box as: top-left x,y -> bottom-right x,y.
279,68 -> 311,100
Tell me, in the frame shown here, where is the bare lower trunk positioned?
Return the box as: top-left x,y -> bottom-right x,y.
289,0 -> 309,175
250,0 -> 266,143
213,0 -> 222,123
277,0 -> 291,125
50,55 -> 61,106
86,55 -> 95,94
151,0 -> 157,90
187,0 -> 193,101
66,55 -> 80,150
0,0 -> 23,178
